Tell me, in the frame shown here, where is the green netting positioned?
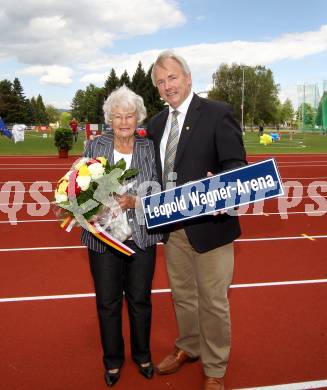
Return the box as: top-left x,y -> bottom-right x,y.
313,91 -> 327,133
297,84 -> 327,132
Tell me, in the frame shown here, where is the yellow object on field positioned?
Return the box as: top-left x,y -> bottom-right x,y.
260,134 -> 273,146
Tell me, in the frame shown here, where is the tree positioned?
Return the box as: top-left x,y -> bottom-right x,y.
71,89 -> 87,121
35,95 -> 49,125
0,79 -> 17,123
84,84 -> 104,123
0,77 -> 49,125
131,61 -> 147,98
279,98 -> 294,126
208,63 -> 280,127
12,77 -> 29,123
46,105 -> 60,124
143,65 -> 165,121
297,102 -> 315,129
119,70 -> 131,88
95,87 -> 106,124
71,85 -> 106,123
60,111 -> 72,127
104,69 -> 120,97
208,63 -> 243,121
29,95 -> 49,125
69,63 -> 165,125
25,99 -> 35,125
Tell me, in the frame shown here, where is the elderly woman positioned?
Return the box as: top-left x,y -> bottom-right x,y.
81,86 -> 162,387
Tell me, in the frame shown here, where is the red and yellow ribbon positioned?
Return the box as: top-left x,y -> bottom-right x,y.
60,216 -> 134,256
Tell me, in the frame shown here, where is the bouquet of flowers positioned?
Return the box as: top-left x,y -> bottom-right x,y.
54,156 -> 138,255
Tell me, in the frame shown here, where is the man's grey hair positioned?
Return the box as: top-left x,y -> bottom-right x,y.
151,50 -> 191,86
103,85 -> 147,124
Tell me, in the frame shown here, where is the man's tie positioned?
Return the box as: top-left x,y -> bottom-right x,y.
163,110 -> 179,189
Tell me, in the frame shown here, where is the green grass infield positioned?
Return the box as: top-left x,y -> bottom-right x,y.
0,130 -> 326,156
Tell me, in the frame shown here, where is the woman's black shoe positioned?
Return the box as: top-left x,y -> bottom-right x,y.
137,362 -> 154,379
104,369 -> 120,387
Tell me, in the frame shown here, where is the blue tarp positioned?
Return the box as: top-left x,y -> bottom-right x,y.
0,117 -> 12,139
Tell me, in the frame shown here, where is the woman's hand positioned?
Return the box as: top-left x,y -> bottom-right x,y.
115,194 -> 137,210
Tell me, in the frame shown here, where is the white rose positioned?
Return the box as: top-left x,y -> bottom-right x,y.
55,192 -> 68,203
76,175 -> 92,191
74,157 -> 88,170
88,162 -> 105,179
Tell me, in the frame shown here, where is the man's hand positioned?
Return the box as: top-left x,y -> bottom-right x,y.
207,171 -> 227,216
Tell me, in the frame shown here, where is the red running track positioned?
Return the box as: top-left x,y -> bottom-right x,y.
0,153 -> 326,390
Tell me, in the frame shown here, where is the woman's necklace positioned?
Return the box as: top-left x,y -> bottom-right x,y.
114,137 -> 134,154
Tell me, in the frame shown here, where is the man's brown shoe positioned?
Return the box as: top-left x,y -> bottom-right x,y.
155,347 -> 198,375
204,376 -> 224,390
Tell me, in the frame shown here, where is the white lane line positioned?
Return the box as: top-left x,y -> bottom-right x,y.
248,145 -> 305,147
1,178 -> 325,184
253,154 -> 326,156
236,379 -> 327,389
3,163 -> 327,168
1,280 -> 326,303
0,168 -> 68,170
1,235 -> 327,252
283,177 -> 327,179
0,293 -> 96,302
278,196 -> 327,199
0,219 -> 58,224
2,186 -> 320,190
231,279 -> 327,288
237,235 -> 327,242
0,181 -> 58,184
0,202 -> 51,206
2,195 -> 326,207
279,164 -> 327,167
271,160 -> 327,164
240,210 -> 327,216
2,180 -> 324,184
0,246 -> 86,252
0,210 -> 326,225
0,164 -> 71,166
1,190 -> 53,193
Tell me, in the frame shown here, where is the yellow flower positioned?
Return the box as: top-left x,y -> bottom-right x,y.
57,180 -> 68,194
78,165 -> 91,176
58,171 -> 71,183
97,156 -> 107,166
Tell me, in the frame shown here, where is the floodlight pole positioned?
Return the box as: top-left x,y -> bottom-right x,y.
302,84 -> 306,130
241,67 -> 245,135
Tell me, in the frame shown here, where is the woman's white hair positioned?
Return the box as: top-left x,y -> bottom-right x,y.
103,85 -> 147,124
151,50 -> 191,86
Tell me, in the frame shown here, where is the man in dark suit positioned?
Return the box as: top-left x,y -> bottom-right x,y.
147,51 -> 247,390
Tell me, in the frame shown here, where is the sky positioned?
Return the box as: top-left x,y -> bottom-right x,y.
0,0 -> 326,110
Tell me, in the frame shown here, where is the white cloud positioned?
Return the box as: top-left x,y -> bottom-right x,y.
78,24 -> 327,93
0,0 -> 185,68
20,65 -> 74,85
278,85 -> 298,107
47,100 -> 72,109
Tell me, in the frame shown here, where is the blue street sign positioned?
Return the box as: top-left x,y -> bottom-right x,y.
141,158 -> 284,229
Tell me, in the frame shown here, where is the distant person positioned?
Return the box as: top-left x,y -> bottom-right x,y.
69,118 -> 78,142
259,124 -> 264,136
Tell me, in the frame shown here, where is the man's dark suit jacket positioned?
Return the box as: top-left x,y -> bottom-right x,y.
147,93 -> 247,253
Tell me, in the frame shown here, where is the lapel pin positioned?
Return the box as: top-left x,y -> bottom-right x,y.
186,126 -> 190,131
